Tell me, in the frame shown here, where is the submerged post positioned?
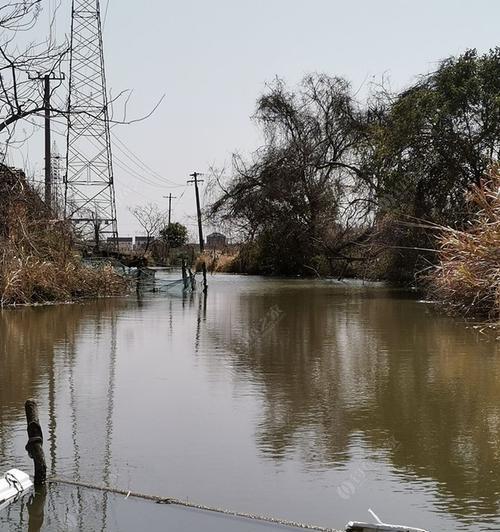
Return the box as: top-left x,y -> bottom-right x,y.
24,400 -> 47,486
202,261 -> 208,294
181,258 -> 188,290
188,267 -> 196,291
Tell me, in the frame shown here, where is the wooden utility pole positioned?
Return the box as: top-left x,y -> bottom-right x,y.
163,193 -> 177,226
181,258 -> 188,290
43,75 -> 51,208
202,261 -> 208,293
187,172 -> 205,252
29,73 -> 64,210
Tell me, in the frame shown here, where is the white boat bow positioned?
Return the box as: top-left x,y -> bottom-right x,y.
0,469 -> 33,511
346,509 -> 429,532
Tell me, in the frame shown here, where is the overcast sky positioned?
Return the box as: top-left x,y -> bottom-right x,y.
12,0 -> 500,240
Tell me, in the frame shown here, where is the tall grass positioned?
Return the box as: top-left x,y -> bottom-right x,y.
431,164 -> 500,318
0,167 -> 129,306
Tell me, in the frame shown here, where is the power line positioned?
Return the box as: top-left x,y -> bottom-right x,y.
111,139 -> 182,188
103,0 -> 111,28
113,157 -> 172,189
48,105 -> 176,191
174,187 -> 188,206
79,132 -> 176,190
112,133 -> 183,187
52,71 -> 183,193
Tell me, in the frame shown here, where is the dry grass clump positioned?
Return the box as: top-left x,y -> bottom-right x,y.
431,164 -> 500,318
0,166 -> 129,306
194,249 -> 240,273
0,253 -> 129,306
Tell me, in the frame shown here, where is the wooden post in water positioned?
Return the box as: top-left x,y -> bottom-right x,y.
188,267 -> 196,291
202,261 -> 208,294
24,400 -> 47,486
181,258 -> 188,290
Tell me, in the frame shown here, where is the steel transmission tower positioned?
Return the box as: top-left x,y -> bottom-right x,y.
65,0 -> 118,247
51,141 -> 63,216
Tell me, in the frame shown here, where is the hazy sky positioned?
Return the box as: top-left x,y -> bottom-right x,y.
12,0 -> 500,239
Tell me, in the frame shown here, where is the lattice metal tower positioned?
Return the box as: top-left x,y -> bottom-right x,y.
51,141 -> 63,217
65,0 -> 118,246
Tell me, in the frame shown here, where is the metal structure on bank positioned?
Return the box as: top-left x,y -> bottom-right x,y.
64,0 -> 118,247
51,141 -> 63,216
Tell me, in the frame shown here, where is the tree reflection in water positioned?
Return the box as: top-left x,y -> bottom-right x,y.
203,281 -> 500,520
1,279 -> 500,529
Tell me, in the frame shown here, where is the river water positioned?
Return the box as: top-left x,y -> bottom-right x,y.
0,274 -> 499,531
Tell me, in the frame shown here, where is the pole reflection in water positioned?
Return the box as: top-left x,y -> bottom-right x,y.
27,486 -> 46,532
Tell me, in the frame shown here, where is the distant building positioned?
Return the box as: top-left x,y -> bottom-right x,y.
106,237 -> 133,252
134,236 -> 153,250
206,232 -> 227,249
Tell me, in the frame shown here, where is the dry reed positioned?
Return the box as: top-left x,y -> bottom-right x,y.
431,164 -> 500,318
0,167 -> 129,306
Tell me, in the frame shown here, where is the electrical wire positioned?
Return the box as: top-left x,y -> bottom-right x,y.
58,119 -> 175,190
112,132 -> 183,187
111,138 -> 183,188
103,0 -> 111,28
52,88 -> 182,190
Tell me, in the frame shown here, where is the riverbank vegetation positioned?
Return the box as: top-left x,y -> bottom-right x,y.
0,166 -> 129,306
431,165 -> 500,319
209,49 -> 500,297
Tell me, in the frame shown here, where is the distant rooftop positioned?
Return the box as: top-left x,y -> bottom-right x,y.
107,237 -> 133,242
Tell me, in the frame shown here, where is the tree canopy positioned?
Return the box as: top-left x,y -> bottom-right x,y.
210,74 -> 368,275
210,49 -> 500,278
369,48 -> 500,225
160,222 -> 188,249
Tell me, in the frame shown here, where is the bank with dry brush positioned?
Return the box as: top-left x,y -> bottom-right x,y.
0,166 -> 129,306
430,166 -> 500,320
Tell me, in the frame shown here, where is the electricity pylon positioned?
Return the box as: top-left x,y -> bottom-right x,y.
65,0 -> 118,248
51,141 -> 63,216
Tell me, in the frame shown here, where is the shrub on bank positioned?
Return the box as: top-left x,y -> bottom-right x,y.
430,165 -> 500,318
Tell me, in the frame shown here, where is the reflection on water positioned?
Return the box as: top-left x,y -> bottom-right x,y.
0,276 -> 499,531
2,484 -> 293,532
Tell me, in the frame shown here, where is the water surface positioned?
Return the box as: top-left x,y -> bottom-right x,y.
0,275 -> 499,531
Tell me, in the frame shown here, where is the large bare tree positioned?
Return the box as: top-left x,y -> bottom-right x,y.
209,74 -> 372,275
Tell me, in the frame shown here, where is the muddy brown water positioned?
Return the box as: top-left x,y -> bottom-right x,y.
0,274 -> 499,531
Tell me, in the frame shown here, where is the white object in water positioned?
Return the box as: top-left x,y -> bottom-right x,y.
345,509 -> 429,532
0,469 -> 33,511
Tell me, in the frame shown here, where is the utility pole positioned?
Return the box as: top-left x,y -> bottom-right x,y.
187,172 -> 205,252
163,193 -> 177,226
29,73 -> 64,210
43,75 -> 51,209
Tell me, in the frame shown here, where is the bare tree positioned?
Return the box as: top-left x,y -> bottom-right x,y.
0,1 -> 165,165
208,74 -> 373,275
129,203 -> 166,254
0,1 -> 67,161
